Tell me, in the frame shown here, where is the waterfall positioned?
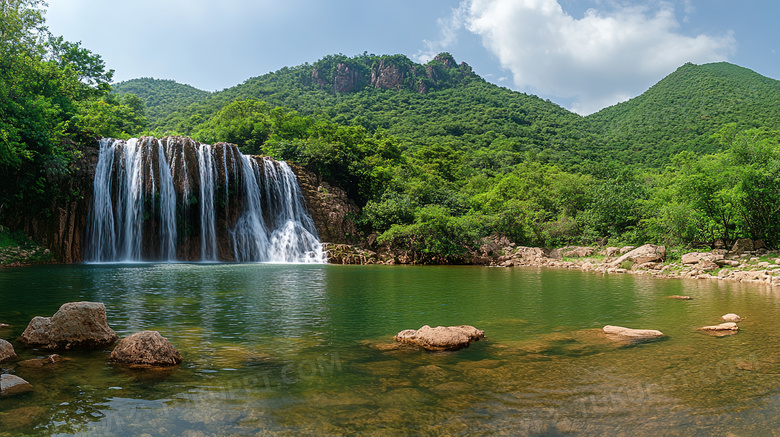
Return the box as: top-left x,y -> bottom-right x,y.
85,137 -> 324,263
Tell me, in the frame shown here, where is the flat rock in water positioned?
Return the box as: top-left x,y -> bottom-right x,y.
21,301 -> 118,350
700,322 -> 739,331
602,325 -> 664,341
0,374 -> 33,397
0,339 -> 17,363
669,295 -> 693,300
394,325 -> 484,351
0,323 -> 10,329
721,313 -> 742,322
110,331 -> 182,366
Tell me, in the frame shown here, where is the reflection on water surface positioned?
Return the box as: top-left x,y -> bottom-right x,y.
1,264 -> 780,435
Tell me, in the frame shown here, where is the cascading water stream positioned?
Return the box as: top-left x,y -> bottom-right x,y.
85,137 -> 324,263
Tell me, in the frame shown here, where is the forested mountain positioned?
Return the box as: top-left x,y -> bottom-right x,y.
113,55 -> 780,170
114,53 -> 591,170
585,62 -> 780,166
111,78 -> 211,131
102,54 -> 780,260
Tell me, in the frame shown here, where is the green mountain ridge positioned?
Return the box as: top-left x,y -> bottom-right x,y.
113,54 -> 780,168
586,62 -> 780,165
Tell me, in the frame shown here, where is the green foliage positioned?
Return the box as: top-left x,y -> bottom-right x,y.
586,62 -> 780,166
0,1 -> 144,218
377,206 -> 486,264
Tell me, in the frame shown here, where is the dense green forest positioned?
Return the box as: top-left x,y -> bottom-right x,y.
4,1 -> 780,263
0,0 -> 145,216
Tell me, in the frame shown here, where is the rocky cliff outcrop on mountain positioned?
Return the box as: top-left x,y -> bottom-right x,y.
312,53 -> 476,95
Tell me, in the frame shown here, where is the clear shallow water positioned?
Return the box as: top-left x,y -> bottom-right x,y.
1,264 -> 780,435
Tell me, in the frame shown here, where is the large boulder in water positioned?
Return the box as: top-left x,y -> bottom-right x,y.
0,374 -> 33,397
21,302 -> 118,350
0,339 -> 17,363
394,325 -> 484,351
110,331 -> 182,366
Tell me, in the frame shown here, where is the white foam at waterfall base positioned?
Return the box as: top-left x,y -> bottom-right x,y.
86,138 -> 324,264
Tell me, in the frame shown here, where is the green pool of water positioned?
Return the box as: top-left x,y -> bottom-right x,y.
1,263 -> 780,436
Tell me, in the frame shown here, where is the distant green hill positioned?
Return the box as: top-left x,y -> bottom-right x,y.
584,62 -> 780,165
111,78 -> 211,131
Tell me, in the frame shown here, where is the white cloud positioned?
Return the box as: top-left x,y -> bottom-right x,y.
414,6 -> 466,63
461,0 -> 736,114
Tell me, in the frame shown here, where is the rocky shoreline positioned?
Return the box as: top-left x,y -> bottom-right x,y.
324,238 -> 780,287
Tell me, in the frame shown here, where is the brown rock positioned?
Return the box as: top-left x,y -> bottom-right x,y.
610,244 -> 666,267
0,323 -> 9,329
18,354 -> 65,368
668,295 -> 693,300
562,246 -> 594,258
602,325 -> 664,340
698,259 -> 719,271
700,322 -> 739,331
0,374 -> 33,397
721,313 -> 742,322
288,164 -> 360,245
371,58 -> 406,90
730,238 -> 754,256
20,301 -> 118,350
0,339 -> 17,363
394,325 -> 484,351
110,331 -> 182,366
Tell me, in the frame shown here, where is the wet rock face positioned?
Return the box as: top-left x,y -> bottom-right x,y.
394,325 -> 485,351
5,144 -> 98,263
0,374 -> 33,397
20,302 -> 118,350
110,331 -> 182,366
0,340 -> 16,363
289,164 -> 359,245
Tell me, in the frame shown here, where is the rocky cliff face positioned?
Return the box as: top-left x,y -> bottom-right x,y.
6,144 -> 98,263
371,58 -> 406,90
289,163 -> 360,245
312,53 -> 476,95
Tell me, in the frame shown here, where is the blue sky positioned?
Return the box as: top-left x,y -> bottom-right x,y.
45,0 -> 778,115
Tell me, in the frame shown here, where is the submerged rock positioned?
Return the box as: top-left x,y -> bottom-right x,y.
602,325 -> 664,341
18,354 -> 66,368
21,301 -> 118,350
110,331 -> 182,366
394,325 -> 484,351
721,313 -> 742,322
0,339 -> 16,363
0,374 -> 33,397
